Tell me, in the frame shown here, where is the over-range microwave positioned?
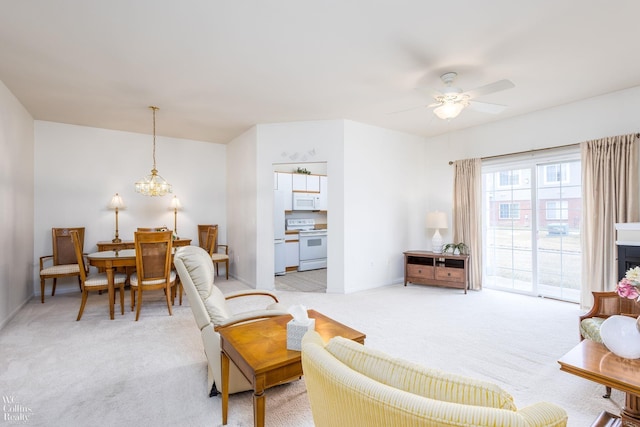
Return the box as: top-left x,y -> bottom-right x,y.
292,192 -> 320,211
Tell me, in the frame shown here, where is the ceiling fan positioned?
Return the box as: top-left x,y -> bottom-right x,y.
420,72 -> 515,120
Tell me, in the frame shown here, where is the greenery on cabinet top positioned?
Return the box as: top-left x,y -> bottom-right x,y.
273,162 -> 327,176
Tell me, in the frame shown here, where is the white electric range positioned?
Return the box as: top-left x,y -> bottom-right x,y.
286,219 -> 328,271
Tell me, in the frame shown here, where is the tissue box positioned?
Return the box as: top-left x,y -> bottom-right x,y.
286,318 -> 316,351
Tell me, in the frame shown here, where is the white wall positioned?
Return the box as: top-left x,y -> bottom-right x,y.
34,121 -> 226,296
343,121 -> 427,292
0,81 -> 34,328
423,85 -> 640,238
226,126 -> 259,286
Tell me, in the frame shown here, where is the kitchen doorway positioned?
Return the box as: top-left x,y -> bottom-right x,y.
273,162 -> 328,293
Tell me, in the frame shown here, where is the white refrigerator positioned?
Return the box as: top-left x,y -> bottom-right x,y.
274,190 -> 286,275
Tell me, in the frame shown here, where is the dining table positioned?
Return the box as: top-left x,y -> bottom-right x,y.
86,249 -> 137,320
87,238 -> 192,319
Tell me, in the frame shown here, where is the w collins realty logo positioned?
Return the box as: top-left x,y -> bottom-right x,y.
3,395 -> 33,423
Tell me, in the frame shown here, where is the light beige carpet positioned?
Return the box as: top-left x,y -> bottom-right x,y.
0,280 -> 625,426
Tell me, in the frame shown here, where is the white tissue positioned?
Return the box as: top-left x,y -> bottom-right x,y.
288,304 -> 311,325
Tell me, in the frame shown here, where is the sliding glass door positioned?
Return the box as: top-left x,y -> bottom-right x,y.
484,168 -> 535,293
482,154 -> 581,302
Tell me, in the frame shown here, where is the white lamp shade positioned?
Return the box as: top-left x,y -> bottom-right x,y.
169,196 -> 182,210
108,193 -> 125,209
426,211 -> 448,229
600,315 -> 640,359
433,102 -> 465,120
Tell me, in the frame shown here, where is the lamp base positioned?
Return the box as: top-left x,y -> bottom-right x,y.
112,238 -> 122,243
432,230 -> 443,254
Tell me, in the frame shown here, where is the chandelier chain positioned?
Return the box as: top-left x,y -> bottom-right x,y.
151,106 -> 158,170
134,105 -> 171,196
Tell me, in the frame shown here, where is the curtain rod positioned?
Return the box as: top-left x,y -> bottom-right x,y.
448,142 -> 581,165
448,133 -> 640,165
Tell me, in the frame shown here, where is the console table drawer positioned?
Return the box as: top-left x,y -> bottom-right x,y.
435,267 -> 465,283
403,250 -> 469,294
407,264 -> 434,279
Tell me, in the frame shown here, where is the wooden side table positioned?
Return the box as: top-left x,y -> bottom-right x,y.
558,339 -> 640,426
404,250 -> 469,293
219,310 -> 366,427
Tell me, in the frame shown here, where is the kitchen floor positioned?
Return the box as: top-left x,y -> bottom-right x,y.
275,268 -> 326,293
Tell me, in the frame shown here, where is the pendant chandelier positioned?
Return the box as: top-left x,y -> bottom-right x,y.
135,106 -> 172,196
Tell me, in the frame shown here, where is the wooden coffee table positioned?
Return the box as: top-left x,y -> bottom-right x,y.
558,339 -> 640,427
219,309 -> 366,427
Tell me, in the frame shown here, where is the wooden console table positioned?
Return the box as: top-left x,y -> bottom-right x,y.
404,250 -> 469,294
96,238 -> 191,251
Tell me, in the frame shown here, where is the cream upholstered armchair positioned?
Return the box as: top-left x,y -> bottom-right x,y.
173,245 -> 288,396
301,331 -> 567,427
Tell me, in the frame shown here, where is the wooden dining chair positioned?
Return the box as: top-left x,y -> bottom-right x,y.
130,231 -> 176,321
197,224 -> 215,249
206,226 -> 230,280
39,227 -> 86,303
71,230 -> 127,320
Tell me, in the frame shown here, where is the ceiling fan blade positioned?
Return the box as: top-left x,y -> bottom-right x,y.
468,100 -> 507,114
464,79 -> 515,99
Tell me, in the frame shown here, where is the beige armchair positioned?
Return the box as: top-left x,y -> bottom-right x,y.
173,245 -> 287,396
301,330 -> 567,427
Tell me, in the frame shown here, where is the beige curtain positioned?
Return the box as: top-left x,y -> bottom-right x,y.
452,158 -> 482,290
581,134 -> 639,308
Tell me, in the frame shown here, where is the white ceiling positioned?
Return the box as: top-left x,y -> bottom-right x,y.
1,1 -> 639,143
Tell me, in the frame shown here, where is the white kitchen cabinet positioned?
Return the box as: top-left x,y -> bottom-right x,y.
292,173 -> 321,192
319,175 -> 328,211
285,239 -> 299,269
292,174 -> 306,191
306,175 -> 320,192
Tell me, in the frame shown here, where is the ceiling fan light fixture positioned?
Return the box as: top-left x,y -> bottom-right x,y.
433,101 -> 465,120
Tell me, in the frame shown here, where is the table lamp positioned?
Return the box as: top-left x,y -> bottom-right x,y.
426,211 -> 448,253
170,196 -> 182,239
109,193 -> 125,243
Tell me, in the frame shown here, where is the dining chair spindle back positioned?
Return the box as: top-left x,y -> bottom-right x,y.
39,227 -> 86,303
71,230 -> 126,320
130,231 -> 176,321
206,226 -> 230,280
